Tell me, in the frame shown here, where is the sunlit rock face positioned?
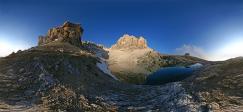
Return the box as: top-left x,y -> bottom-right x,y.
108,34 -> 155,84
111,34 -> 148,49
38,21 -> 83,47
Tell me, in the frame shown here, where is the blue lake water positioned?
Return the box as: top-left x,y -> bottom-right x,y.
145,63 -> 203,85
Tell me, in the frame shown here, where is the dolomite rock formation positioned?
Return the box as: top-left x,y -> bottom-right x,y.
107,34 -> 205,84
108,34 -> 153,83
38,21 -> 83,47
111,34 -> 148,49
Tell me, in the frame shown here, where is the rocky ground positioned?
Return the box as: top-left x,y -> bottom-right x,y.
1,45 -> 242,111
0,43 -> 201,112
0,42 -> 121,111
182,57 -> 243,112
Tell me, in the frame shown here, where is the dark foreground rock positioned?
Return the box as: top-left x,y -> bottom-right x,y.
0,43 -> 199,112
182,57 -> 243,112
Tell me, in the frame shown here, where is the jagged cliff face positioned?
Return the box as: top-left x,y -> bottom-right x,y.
107,34 -> 153,83
111,34 -> 148,49
38,21 -> 83,47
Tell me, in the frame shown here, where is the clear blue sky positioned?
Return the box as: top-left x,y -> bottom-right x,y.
1,0 -> 243,60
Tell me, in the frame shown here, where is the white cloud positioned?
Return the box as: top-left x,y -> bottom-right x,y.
175,44 -> 207,59
175,43 -> 243,61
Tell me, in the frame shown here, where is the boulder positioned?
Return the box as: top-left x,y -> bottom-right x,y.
38,21 -> 84,47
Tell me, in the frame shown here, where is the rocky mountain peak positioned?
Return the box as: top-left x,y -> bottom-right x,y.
38,21 -> 84,47
111,34 -> 148,49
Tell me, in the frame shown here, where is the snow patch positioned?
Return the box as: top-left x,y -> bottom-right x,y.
97,58 -> 118,80
189,63 -> 203,69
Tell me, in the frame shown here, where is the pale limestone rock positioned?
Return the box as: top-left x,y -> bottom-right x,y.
111,34 -> 148,49
38,21 -> 83,47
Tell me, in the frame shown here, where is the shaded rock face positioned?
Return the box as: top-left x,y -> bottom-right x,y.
111,34 -> 148,49
38,21 -> 83,47
81,41 -> 109,59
